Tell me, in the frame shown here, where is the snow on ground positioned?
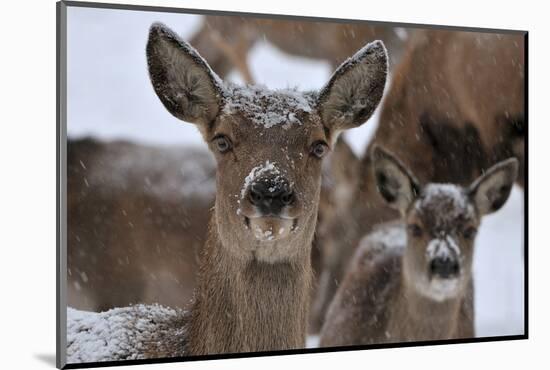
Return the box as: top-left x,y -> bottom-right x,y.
67,305 -> 185,363
306,335 -> 320,348
67,7 -> 524,342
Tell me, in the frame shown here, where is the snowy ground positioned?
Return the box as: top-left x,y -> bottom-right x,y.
67,8 -> 524,340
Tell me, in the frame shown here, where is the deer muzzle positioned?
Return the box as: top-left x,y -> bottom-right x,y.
241,175 -> 299,242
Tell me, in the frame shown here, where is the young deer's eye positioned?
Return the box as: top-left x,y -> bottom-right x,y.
213,135 -> 232,153
462,226 -> 477,240
407,224 -> 423,238
311,141 -> 329,159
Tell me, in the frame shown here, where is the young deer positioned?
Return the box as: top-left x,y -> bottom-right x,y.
66,22 -> 388,362
310,29 -> 525,332
320,146 -> 518,345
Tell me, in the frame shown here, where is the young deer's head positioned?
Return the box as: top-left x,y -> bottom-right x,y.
372,146 -> 518,301
146,23 -> 387,263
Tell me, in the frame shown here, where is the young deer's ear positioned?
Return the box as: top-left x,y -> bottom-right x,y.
146,22 -> 223,128
317,41 -> 388,138
372,145 -> 420,215
468,158 -> 518,216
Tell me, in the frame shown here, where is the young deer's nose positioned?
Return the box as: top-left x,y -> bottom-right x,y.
248,178 -> 295,215
429,257 -> 460,279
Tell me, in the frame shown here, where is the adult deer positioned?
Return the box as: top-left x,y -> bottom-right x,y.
320,146 -> 518,345
310,29 -> 525,332
66,22 -> 388,362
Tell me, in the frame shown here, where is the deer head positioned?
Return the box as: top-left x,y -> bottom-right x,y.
372,145 -> 518,301
146,23 -> 388,264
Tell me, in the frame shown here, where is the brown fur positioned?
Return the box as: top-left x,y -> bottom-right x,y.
310,29 -> 525,331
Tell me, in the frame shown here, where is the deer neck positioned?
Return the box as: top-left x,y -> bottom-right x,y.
389,271 -> 464,341
185,217 -> 313,356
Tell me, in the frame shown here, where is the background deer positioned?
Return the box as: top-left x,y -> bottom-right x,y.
67,138 -> 215,311
310,29 -> 525,332
320,146 -> 518,345
66,22 -> 388,361
190,16 -> 408,84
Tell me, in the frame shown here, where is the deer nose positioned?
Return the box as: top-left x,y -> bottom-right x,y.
248,179 -> 294,215
429,257 -> 460,279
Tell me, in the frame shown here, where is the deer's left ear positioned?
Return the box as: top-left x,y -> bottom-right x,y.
372,145 -> 420,216
316,40 -> 388,139
468,158 -> 519,216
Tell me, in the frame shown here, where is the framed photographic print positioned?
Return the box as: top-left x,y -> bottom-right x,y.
56,1 -> 527,368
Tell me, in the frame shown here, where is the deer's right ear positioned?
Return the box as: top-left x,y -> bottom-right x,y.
372,146 -> 420,215
146,23 -> 223,128
316,40 -> 388,140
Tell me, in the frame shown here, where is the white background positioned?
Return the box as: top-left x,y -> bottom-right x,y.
0,0 -> 547,369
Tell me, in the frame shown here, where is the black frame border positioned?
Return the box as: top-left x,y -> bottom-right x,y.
56,1 -> 529,368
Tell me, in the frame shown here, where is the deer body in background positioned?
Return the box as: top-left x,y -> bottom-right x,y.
189,16 -> 407,83
67,139 -> 215,311
310,29 -> 525,332
320,146 -> 518,345
66,22 -> 388,362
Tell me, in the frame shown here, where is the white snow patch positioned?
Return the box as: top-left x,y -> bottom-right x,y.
426,236 -> 461,260
66,305 -> 185,364
417,183 -> 474,220
222,83 -> 313,129
253,227 -> 274,241
355,223 -> 407,267
240,160 -> 281,200
360,223 -> 407,254
306,335 -> 320,348
421,184 -> 466,208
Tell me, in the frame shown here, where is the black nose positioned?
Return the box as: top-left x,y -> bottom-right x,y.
429,257 -> 460,278
248,178 -> 294,215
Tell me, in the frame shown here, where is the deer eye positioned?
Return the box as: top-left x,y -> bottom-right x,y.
311,141 -> 329,159
213,135 -> 232,153
407,224 -> 423,238
462,226 -> 477,240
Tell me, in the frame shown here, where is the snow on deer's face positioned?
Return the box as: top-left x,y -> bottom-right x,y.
404,184 -> 478,302
372,145 -> 518,301
146,22 -> 388,263
210,87 -> 329,261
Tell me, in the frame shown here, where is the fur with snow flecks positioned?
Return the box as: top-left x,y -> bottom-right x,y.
66,305 -> 188,363
222,83 -> 315,129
